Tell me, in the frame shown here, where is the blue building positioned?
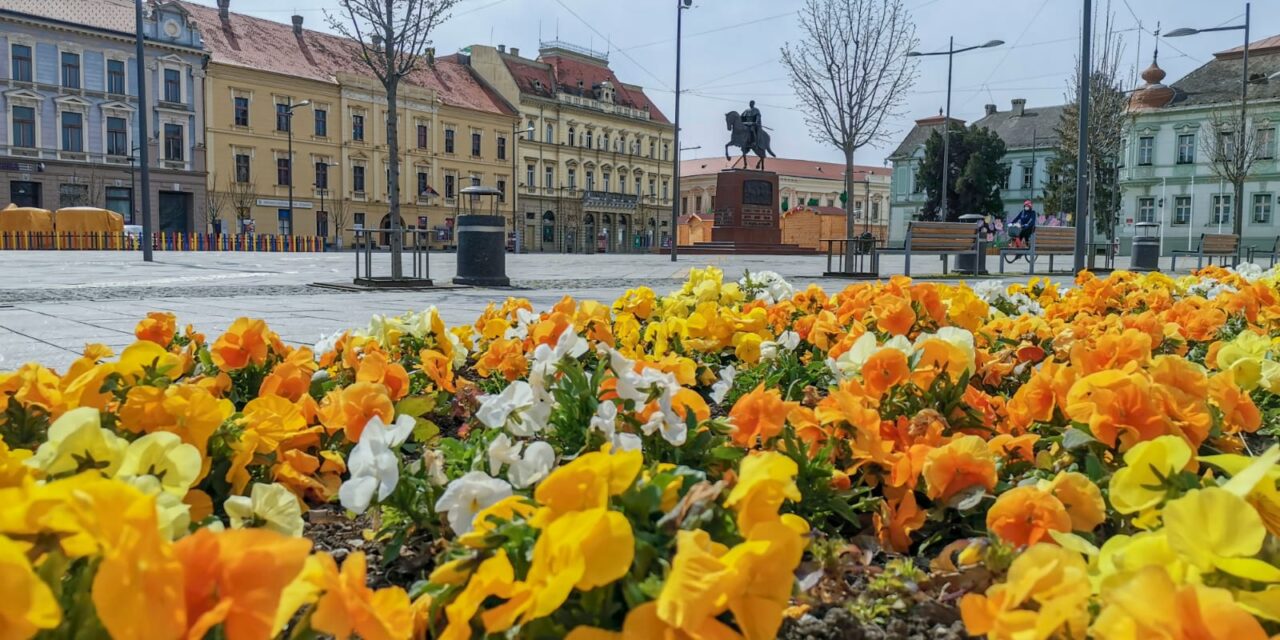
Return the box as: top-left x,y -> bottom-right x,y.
0,0 -> 207,232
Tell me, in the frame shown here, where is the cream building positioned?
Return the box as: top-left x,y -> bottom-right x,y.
679,156 -> 891,223
185,1 -> 517,248
463,42 -> 675,253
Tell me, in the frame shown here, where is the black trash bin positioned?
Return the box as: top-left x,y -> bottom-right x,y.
954,214 -> 988,275
1131,222 -> 1161,272
453,186 -> 510,286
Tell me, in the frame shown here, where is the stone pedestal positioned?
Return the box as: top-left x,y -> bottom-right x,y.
672,168 -> 814,255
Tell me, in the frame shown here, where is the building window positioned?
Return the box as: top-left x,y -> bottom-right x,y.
444,129 -> 455,153
496,179 -> 506,203
276,104 -> 291,132
695,196 -> 702,212
107,59 -> 125,94
568,168 -> 576,189
497,135 -> 506,160
234,154 -> 251,183
586,170 -> 595,191
663,144 -> 670,161
445,174 -> 456,199
681,197 -> 689,215
1220,131 -> 1237,159
352,114 -> 365,141
662,180 -> 669,200
471,175 -> 480,188
545,123 -> 553,143
586,131 -> 594,148
649,141 -> 655,158
316,211 -> 328,237
1255,193 -> 1273,224
603,171 -> 611,192
105,187 -> 132,222
9,181 -> 40,208
568,127 -> 576,145
12,106 -> 35,148
649,178 -> 656,196
1259,128 -> 1276,160
278,209 -> 292,235
417,124 -> 428,149
314,109 -> 327,136
234,97 -> 249,126
163,124 -> 183,161
1021,165 -> 1034,190
1137,135 -> 1154,166
602,134 -> 609,151
1137,197 -> 1156,224
526,164 -> 534,188
59,184 -> 87,207
354,212 -> 366,229
635,176 -> 642,195
472,132 -> 482,156
315,162 -> 329,189
545,166 -> 554,189
1213,193 -> 1232,224
11,44 -> 32,82
107,117 -> 128,156
276,158 -> 291,185
352,166 -> 366,192
526,120 -> 535,140
417,172 -> 429,198
60,52 -> 80,89
61,112 -> 83,152
163,69 -> 181,103
1177,133 -> 1196,164
1174,195 -> 1191,225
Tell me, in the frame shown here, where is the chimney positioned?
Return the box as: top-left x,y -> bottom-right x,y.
498,44 -> 506,53
291,15 -> 303,36
984,103 -> 997,116
1011,98 -> 1026,116
510,47 -> 519,57
217,0 -> 229,20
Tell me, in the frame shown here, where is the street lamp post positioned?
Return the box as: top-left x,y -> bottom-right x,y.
511,123 -> 534,253
134,0 -> 152,261
316,161 -> 337,246
1168,2 -> 1251,239
907,38 -> 1003,221
284,100 -> 312,234
671,0 -> 693,262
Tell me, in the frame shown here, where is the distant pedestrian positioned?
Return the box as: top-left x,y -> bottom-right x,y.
1008,200 -> 1037,248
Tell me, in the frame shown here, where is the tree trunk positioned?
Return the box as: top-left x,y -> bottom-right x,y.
844,147 -> 856,272
1234,178 -> 1245,240
385,79 -> 403,278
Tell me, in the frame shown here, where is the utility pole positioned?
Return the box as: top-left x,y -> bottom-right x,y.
670,0 -> 692,261
134,0 -> 153,261
1073,0 -> 1092,272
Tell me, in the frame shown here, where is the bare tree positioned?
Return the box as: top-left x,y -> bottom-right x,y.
206,172 -> 230,234
781,0 -> 917,265
327,0 -> 458,279
228,179 -> 256,233
1202,110 -> 1265,234
328,192 -> 350,249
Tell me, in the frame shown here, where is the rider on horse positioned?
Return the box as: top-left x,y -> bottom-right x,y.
741,101 -> 762,150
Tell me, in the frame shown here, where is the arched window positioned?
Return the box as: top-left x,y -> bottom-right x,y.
568,127 -> 575,146
545,123 -> 553,143
585,130 -> 594,148
526,120 -> 535,140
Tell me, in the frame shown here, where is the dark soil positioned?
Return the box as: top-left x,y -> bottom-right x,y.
779,606 -> 967,640
305,504 -> 443,589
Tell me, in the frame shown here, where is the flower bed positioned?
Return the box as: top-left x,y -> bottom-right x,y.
4,264 -> 1280,639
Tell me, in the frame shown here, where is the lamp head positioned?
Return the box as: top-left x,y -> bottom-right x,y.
293,99 -> 311,109
681,0 -> 692,7
1165,27 -> 1199,37
982,39 -> 1004,48
906,51 -> 922,57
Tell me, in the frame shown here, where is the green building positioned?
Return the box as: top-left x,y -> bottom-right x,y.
1120,36 -> 1280,255
887,99 -> 1065,242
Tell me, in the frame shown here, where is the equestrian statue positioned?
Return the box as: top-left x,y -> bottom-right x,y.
725,100 -> 776,170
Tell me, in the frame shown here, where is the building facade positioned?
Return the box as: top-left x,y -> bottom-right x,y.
0,0 -> 208,231
887,100 -> 1064,241
679,156 -> 890,224
464,42 -> 674,253
185,0 -> 517,247
1119,38 -> 1280,254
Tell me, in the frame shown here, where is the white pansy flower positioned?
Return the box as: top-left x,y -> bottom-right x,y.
827,332 -> 878,380
338,414 -> 415,515
778,330 -> 801,351
916,327 -> 977,375
739,270 -> 795,304
508,441 -> 555,489
476,381 -> 535,430
590,400 -> 618,439
314,332 -> 340,357
612,432 -> 643,453
434,471 -> 512,535
226,482 -> 304,537
531,325 -> 589,378
760,332 -> 800,362
487,433 -> 523,475
709,365 -> 736,404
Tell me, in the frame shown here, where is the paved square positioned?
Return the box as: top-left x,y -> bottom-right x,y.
0,250 -> 1135,370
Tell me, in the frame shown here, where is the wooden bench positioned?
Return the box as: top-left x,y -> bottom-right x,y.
1170,233 -> 1240,271
998,227 -> 1076,274
875,221 -> 982,277
1248,236 -> 1280,268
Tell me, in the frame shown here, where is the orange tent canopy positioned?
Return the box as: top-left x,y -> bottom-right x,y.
54,207 -> 125,234
0,206 -> 55,233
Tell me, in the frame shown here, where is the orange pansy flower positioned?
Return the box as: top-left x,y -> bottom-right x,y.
728,384 -> 798,447
986,485 -> 1071,547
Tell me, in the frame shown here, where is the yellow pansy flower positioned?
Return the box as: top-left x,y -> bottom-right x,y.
117,431 -> 202,495
25,407 -> 127,479
0,535 -> 60,639
1163,487 -> 1280,582
224,482 -> 304,537
1108,435 -> 1193,515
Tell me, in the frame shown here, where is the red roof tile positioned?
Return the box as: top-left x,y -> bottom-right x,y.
1,0 -> 137,34
501,52 -> 669,124
680,157 -> 889,180
181,2 -> 512,115
1216,34 -> 1280,59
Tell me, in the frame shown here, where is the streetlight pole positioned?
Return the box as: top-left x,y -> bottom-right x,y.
284,100 -> 311,235
1167,2 -> 1251,239
510,123 -> 533,253
671,0 -> 692,262
907,37 -> 1003,221
134,0 -> 152,261
1073,0 -> 1092,272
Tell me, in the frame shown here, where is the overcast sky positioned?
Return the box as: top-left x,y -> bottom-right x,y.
194,0 -> 1279,166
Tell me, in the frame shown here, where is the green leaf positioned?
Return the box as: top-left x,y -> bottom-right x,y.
396,395 -> 437,418
413,418 -> 441,443
1061,427 -> 1098,450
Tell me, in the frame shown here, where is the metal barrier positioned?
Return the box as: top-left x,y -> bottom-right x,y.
350,228 -> 431,284
822,236 -> 882,278
0,232 -> 326,252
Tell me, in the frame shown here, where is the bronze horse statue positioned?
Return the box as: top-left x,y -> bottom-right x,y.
724,111 -> 776,170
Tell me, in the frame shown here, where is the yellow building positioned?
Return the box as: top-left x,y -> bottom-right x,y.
185,1 -> 518,248
463,42 -> 675,253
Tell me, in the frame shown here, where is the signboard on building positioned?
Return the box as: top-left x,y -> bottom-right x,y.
255,198 -> 313,209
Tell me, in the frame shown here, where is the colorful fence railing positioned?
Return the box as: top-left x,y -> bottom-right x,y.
0,233 -> 327,252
